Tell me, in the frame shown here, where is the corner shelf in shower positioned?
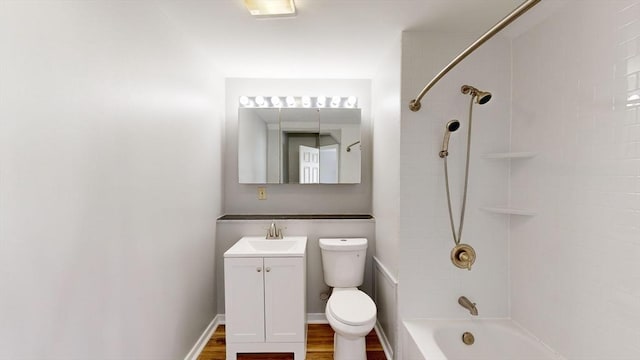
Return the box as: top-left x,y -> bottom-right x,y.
479,152 -> 538,216
482,151 -> 538,159
480,207 -> 537,216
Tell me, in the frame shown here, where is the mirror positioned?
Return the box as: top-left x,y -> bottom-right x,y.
238,106 -> 361,184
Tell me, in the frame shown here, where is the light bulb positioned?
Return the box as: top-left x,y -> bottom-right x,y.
346,96 -> 357,107
239,96 -> 250,106
302,96 -> 311,108
271,96 -> 281,107
255,96 -> 265,106
331,96 -> 341,107
286,96 -> 296,107
316,96 -> 326,107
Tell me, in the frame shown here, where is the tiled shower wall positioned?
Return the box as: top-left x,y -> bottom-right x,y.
399,32 -> 511,319
510,1 -> 640,358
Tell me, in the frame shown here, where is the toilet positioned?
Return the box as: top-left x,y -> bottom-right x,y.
319,238 -> 377,360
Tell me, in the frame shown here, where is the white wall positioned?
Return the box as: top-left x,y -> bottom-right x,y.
371,38 -> 401,357
399,32 -> 512,319
224,78 -> 372,214
0,2 -> 223,359
238,109 -> 268,183
510,1 -> 640,358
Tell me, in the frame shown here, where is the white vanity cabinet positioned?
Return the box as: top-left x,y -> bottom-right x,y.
224,236 -> 307,360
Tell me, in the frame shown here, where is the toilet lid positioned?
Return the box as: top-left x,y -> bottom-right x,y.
328,290 -> 376,326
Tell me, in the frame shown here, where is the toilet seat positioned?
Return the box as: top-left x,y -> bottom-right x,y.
327,289 -> 376,326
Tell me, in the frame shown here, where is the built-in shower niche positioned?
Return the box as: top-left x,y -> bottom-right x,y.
480,151 -> 538,216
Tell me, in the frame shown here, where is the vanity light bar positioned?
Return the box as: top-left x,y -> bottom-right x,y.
239,96 -> 358,108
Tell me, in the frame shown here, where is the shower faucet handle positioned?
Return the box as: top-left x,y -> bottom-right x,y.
458,252 -> 472,270
451,244 -> 476,271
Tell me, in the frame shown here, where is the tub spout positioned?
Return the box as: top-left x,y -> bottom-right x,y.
458,296 -> 478,316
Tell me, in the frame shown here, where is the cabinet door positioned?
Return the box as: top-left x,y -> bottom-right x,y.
264,257 -> 305,342
224,257 -> 265,343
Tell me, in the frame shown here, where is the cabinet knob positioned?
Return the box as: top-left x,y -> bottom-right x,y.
265,267 -> 271,272
257,267 -> 262,272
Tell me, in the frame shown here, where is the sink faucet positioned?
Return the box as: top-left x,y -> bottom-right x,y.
458,296 -> 478,316
266,221 -> 283,239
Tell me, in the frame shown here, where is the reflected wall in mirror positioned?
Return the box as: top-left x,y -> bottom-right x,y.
318,108 -> 361,184
238,97 -> 361,184
237,108 -> 280,184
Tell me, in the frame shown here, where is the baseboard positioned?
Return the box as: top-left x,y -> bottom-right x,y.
183,314 -> 222,360
375,321 -> 394,360
306,312 -> 328,324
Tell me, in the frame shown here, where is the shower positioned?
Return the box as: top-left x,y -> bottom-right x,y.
461,85 -> 492,105
442,85 -> 491,270
439,120 -> 460,158
405,0 -> 539,270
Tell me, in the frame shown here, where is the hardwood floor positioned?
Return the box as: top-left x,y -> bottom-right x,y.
197,324 -> 387,360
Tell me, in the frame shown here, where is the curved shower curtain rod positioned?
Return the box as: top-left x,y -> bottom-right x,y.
346,140 -> 360,152
408,0 -> 542,112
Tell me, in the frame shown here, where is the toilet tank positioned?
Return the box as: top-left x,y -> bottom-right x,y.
319,238 -> 367,288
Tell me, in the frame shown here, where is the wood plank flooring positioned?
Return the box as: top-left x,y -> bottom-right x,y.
197,324 -> 386,360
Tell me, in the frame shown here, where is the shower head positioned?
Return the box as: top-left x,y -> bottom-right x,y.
461,85 -> 492,104
447,119 -> 461,132
439,120 -> 460,158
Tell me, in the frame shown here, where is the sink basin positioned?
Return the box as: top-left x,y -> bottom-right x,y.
248,239 -> 298,252
224,236 -> 307,257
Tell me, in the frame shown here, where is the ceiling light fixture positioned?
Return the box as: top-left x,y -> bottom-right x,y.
243,0 -> 296,17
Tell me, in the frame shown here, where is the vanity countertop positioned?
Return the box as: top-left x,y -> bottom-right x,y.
224,236 -> 307,258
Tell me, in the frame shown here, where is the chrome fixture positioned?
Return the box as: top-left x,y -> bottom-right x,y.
408,0 -> 541,112
458,296 -> 478,316
439,120 -> 460,158
346,140 -> 361,152
461,85 -> 492,105
451,243 -> 476,270
266,221 -> 283,239
462,332 -> 475,345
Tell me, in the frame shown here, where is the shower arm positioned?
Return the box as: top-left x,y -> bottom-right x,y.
408,0 -> 541,112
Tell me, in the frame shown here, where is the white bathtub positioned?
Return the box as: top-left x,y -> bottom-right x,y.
402,319 -> 564,360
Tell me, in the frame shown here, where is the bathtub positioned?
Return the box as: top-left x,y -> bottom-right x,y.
402,319 -> 564,360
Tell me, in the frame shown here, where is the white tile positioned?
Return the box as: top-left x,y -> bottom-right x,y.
511,0 -> 640,358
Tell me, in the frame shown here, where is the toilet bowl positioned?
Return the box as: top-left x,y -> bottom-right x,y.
319,238 -> 377,360
326,288 -> 376,360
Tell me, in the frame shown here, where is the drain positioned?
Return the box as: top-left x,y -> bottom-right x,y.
462,331 -> 475,345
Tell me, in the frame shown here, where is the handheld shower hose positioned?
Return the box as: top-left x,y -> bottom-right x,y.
442,86 -> 491,246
